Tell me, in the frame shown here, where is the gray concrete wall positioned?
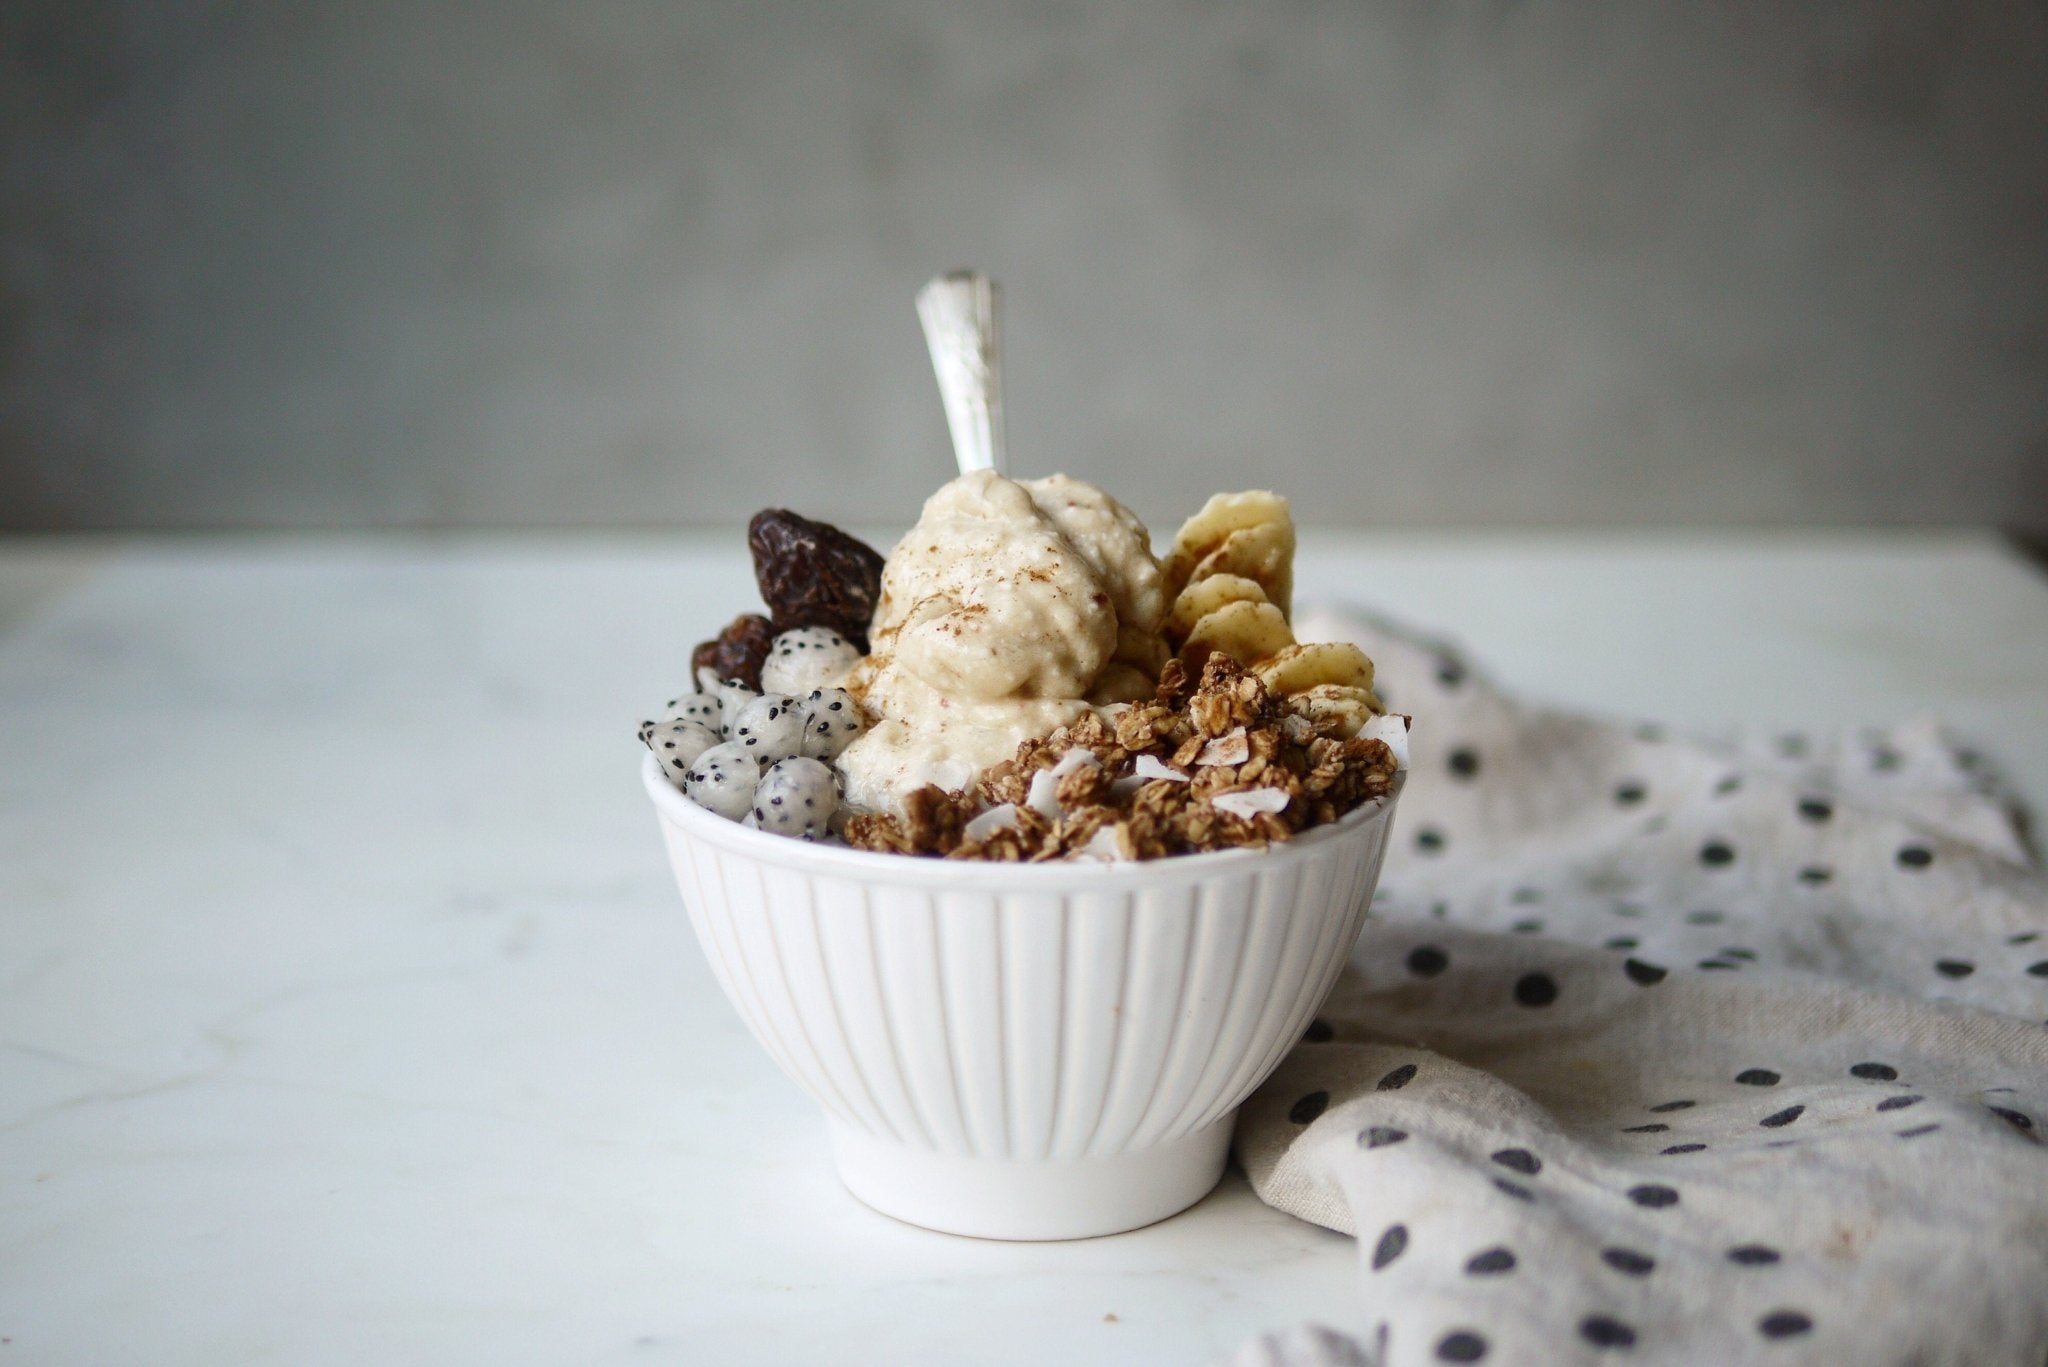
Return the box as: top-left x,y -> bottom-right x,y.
3,1 -> 2044,533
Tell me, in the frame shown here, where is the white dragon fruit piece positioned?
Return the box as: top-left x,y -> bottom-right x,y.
728,693 -> 807,763
715,678 -> 760,738
759,626 -> 862,697
750,756 -> 840,840
798,687 -> 866,761
683,741 -> 761,820
662,690 -> 723,731
642,717 -> 722,786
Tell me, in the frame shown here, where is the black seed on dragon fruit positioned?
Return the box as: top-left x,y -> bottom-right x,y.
750,757 -> 839,839
683,741 -> 761,821
730,693 -> 807,762
799,687 -> 866,761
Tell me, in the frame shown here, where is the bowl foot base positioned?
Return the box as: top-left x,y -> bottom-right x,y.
827,1115 -> 1234,1241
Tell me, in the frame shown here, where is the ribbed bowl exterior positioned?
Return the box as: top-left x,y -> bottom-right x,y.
645,755 -> 1397,1171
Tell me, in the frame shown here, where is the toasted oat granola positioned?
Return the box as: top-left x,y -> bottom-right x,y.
841,653 -> 1400,862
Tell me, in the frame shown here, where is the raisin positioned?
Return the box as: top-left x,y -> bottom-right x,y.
690,613 -> 774,691
748,510 -> 885,651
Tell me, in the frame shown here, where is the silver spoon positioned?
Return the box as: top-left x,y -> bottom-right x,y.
915,271 -> 1006,477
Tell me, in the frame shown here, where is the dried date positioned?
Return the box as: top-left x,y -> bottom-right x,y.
748,509 -> 885,650
690,612 -> 774,690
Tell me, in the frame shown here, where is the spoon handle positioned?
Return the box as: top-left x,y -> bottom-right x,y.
915,271 -> 1006,477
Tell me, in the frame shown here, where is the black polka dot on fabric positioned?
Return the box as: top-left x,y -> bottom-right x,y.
1360,1126 -> 1408,1149
1661,1143 -> 1708,1155
1605,937 -> 1640,951
1736,1069 -> 1782,1086
1623,1123 -> 1668,1134
1728,1244 -> 1782,1266
1697,958 -> 1739,971
1509,918 -> 1545,935
1510,886 -> 1544,905
1371,1223 -> 1409,1270
1415,828 -> 1446,854
1407,946 -> 1450,977
1797,798 -> 1833,822
1685,908 -> 1727,926
1514,973 -> 1559,1008
1377,1064 -> 1419,1091
1760,1105 -> 1805,1128
1613,782 -> 1647,806
1602,1247 -> 1656,1275
1579,1316 -> 1638,1350
1877,1095 -> 1923,1112
1935,959 -> 1976,979
1989,1106 -> 2034,1132
1490,1148 -> 1541,1175
1699,840 -> 1736,868
1464,1247 -> 1516,1275
1435,658 -> 1467,689
2028,961 -> 2048,977
1624,959 -> 1668,986
1797,866 -> 1834,885
1303,1018 -> 1335,1043
1628,1184 -> 1680,1208
1436,1331 -> 1487,1363
1897,1123 -> 1941,1139
1758,1311 -> 1814,1340
1720,947 -> 1758,961
1850,1062 -> 1897,1081
1493,1179 -> 1535,1202
1288,1092 -> 1329,1125
1649,1099 -> 1696,1113
2009,931 -> 2042,946
1897,845 -> 1934,870
1447,747 -> 1480,779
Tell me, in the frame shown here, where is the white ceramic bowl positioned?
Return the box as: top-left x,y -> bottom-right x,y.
643,753 -> 1400,1240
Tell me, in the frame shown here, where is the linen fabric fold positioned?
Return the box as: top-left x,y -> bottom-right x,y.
1226,611 -> 2048,1367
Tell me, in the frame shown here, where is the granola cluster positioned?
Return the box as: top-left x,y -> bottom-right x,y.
842,653 -> 1400,862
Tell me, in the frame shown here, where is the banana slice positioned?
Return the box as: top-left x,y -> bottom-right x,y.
1288,683 -> 1384,738
1164,491 -> 1294,603
1183,599 -> 1296,666
1190,522 -> 1293,617
1165,573 -> 1270,644
1254,641 -> 1376,695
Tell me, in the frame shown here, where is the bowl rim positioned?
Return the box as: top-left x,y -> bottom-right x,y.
642,750 -> 1402,889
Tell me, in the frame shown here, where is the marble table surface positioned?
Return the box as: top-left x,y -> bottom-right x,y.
2,530 -> 2044,1366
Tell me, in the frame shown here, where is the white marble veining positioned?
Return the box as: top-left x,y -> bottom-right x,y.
1,532 -> 2044,1365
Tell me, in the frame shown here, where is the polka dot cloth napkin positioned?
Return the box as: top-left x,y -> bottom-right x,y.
1225,610 -> 2048,1367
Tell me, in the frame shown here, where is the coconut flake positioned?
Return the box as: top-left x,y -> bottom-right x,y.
1360,713 -> 1411,769
1211,787 -> 1291,820
1076,824 -> 1126,862
963,802 -> 1021,841
1027,748 -> 1099,819
1195,728 -> 1251,766
1133,754 -> 1190,783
